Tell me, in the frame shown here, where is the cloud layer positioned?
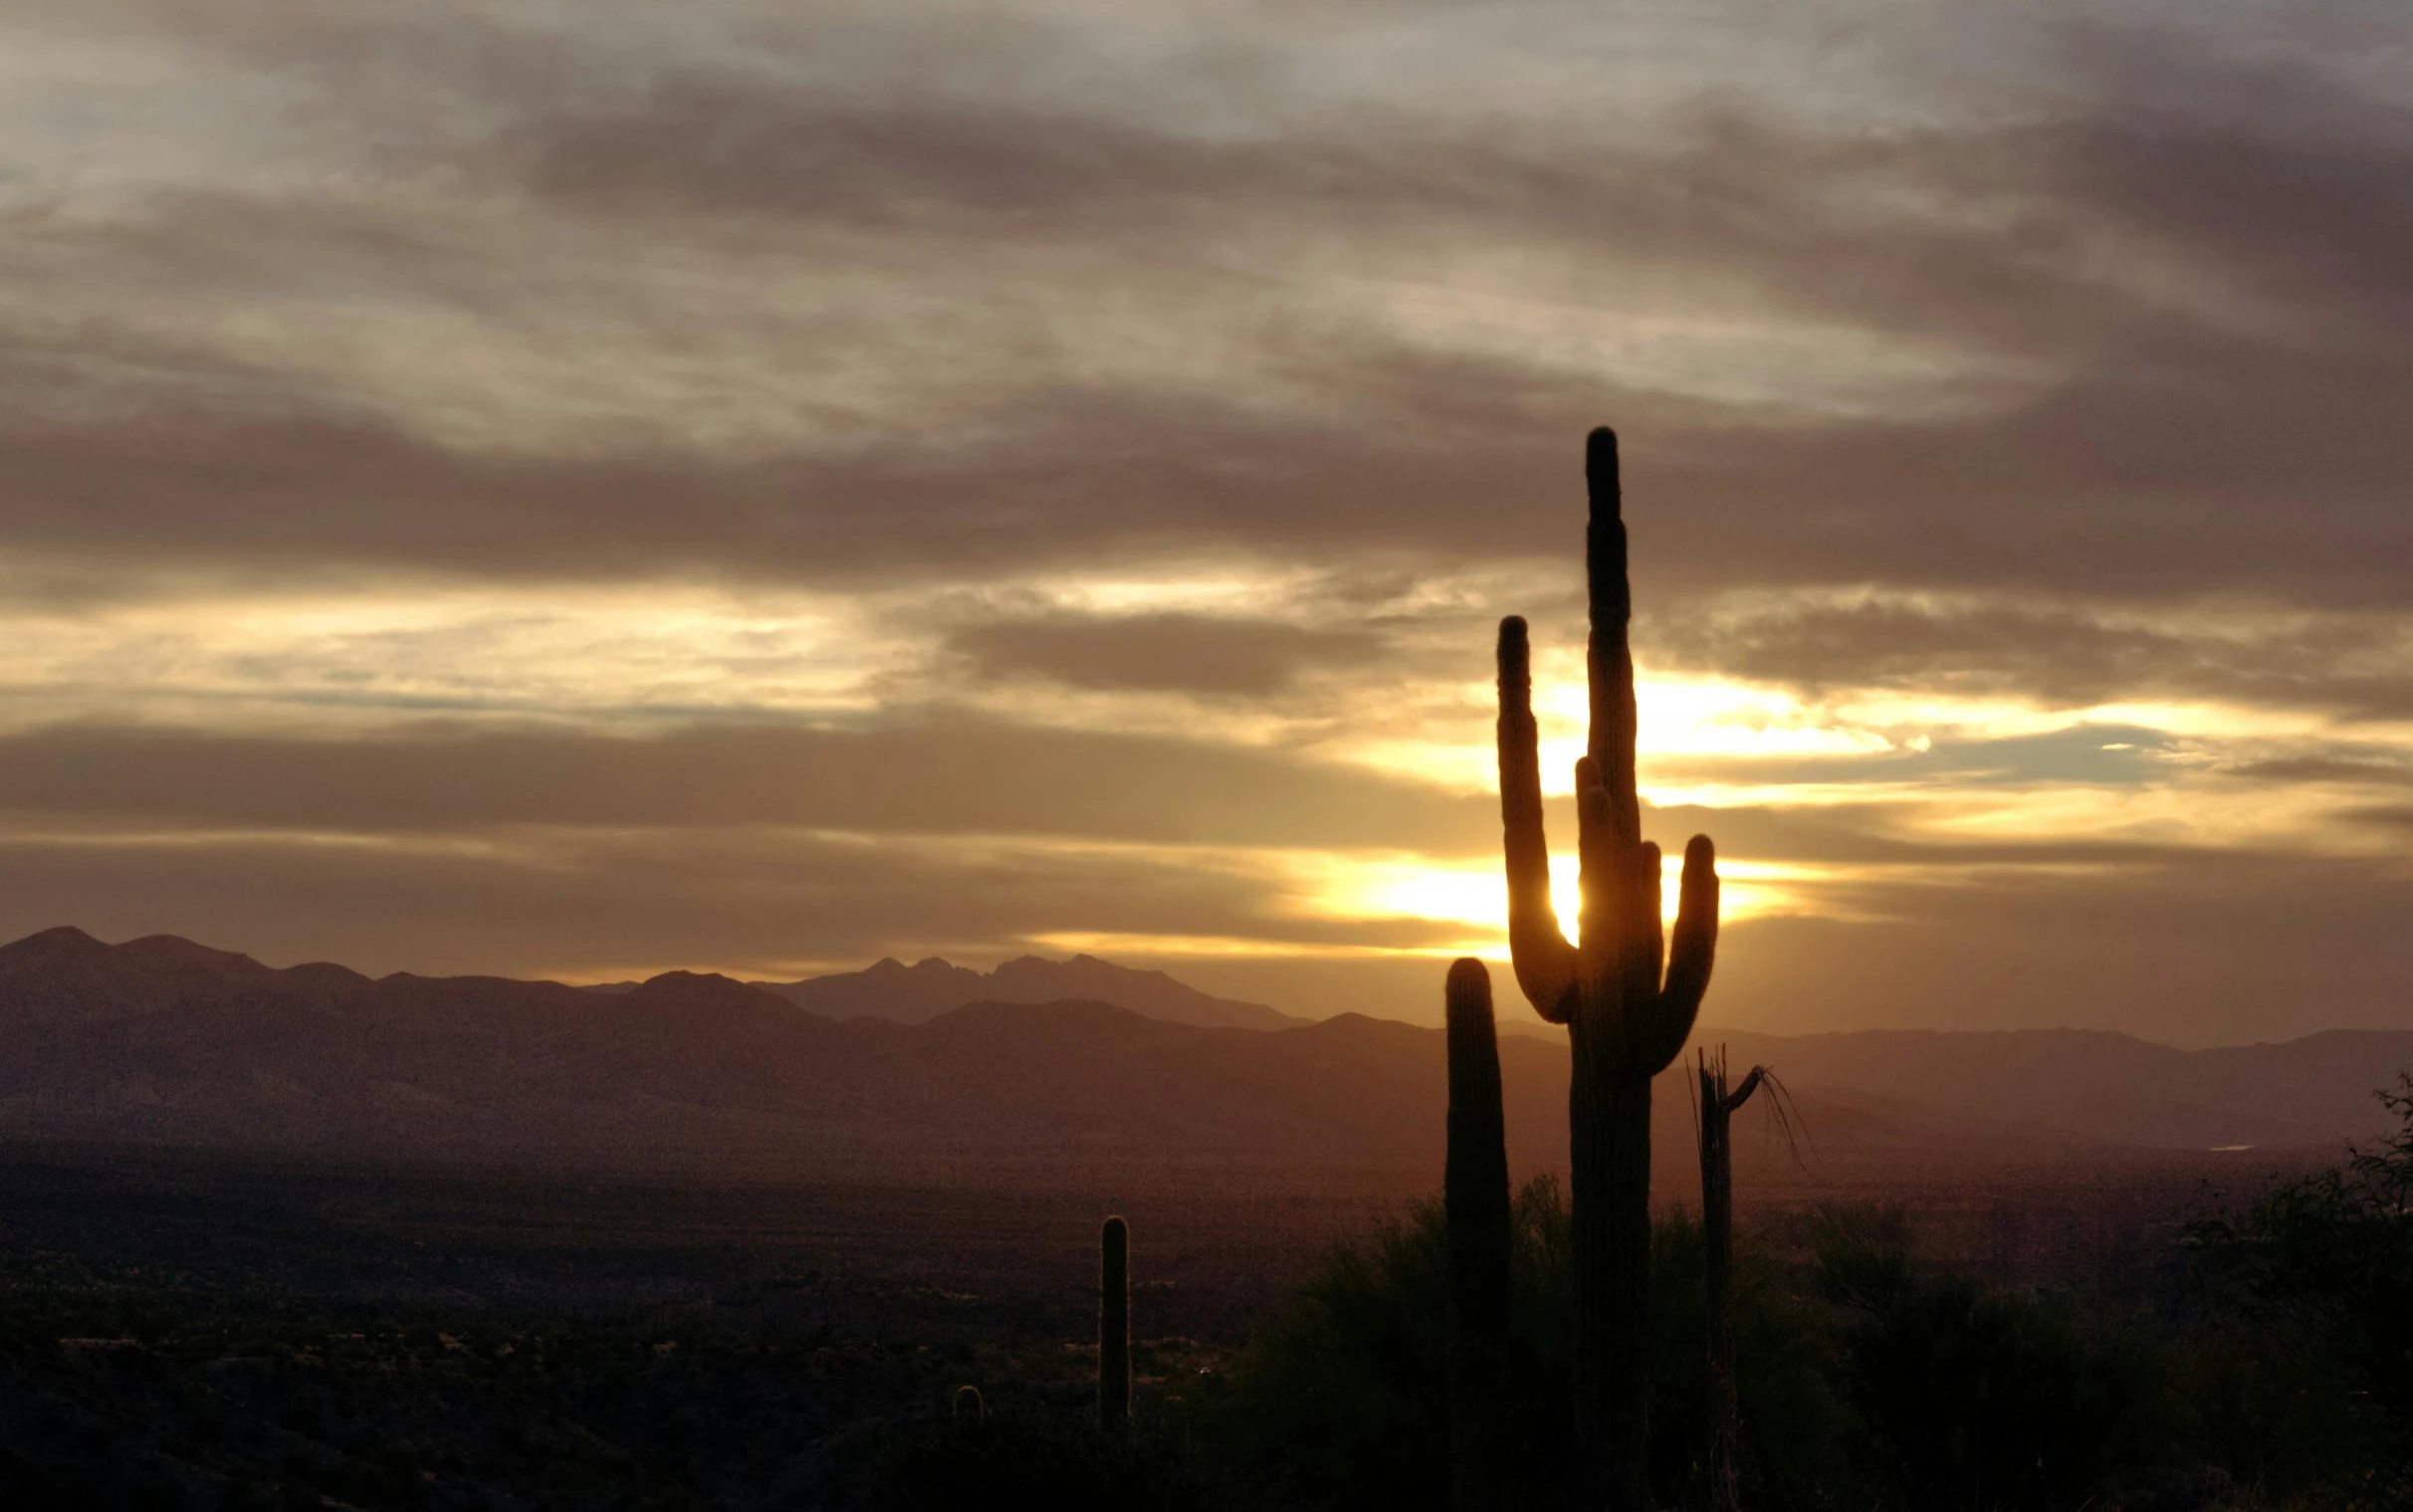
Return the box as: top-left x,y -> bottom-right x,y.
2,0 -> 2408,1042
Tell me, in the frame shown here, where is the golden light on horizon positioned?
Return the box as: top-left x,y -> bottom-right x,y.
1294,851 -> 1817,948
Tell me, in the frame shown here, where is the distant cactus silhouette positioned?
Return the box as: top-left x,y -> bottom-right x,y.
1100,1215 -> 1130,1432
1696,1046 -> 1769,1512
1444,958 -> 1513,1512
1495,426 -> 1721,1511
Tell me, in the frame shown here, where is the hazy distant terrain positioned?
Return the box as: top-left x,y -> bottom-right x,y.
745,953 -> 1307,1030
1,929 -> 2405,1180
4,928 -> 2405,1509
1705,1023 -> 2413,1152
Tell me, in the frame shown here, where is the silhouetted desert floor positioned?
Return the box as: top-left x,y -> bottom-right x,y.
0,1136 -> 2348,1508
0,1142 -> 1413,1507
0,1138 -> 2328,1325
0,1142 -> 1432,1347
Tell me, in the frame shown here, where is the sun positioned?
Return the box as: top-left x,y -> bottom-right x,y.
1295,851 -> 1809,951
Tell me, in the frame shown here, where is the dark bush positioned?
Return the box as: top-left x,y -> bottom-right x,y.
2192,1074 -> 2413,1510
1814,1204 -> 2173,1511
1202,1178 -> 1840,1512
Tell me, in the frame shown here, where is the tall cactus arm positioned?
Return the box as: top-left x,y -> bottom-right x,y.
1497,615 -> 1578,1023
1642,834 -> 1721,1071
1639,840 -> 1666,990
1584,427 -> 1643,856
1663,834 -> 1721,1010
1573,756 -> 1617,974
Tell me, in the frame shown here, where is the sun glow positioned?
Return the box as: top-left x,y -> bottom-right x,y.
1024,932 -> 1434,961
1291,850 -> 1818,948
1531,675 -> 1900,779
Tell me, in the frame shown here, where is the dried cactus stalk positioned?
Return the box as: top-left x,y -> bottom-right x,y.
1697,1047 -> 1765,1512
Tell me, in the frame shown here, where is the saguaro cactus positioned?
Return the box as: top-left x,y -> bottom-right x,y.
1100,1215 -> 1131,1432
1696,1047 -> 1766,1512
1445,957 -> 1513,1512
1495,426 -> 1721,1511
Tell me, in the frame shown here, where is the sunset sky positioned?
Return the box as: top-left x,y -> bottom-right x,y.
3,0 -> 2409,1044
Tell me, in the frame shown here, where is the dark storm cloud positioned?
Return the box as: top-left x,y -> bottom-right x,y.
940,611 -> 1385,696
0,718 -> 1495,849
3,9 -> 2410,615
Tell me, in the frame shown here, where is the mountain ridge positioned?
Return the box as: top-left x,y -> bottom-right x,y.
745,951 -> 1308,1030
0,929 -> 2405,1172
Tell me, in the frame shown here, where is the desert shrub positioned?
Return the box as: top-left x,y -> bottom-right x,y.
1199,1189 -> 1466,1511
1200,1178 -> 1839,1512
1814,1204 -> 2175,1512
2191,1074 -> 2413,1510
1648,1208 -> 1854,1511
2169,1316 -> 2374,1510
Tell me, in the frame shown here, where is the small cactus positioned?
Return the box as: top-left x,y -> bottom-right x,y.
1100,1214 -> 1130,1432
1445,958 -> 1513,1512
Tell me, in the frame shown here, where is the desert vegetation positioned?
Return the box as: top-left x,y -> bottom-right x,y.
891,1078 -> 2413,1510
5,1125 -> 2407,1509
1211,1143 -> 2411,1512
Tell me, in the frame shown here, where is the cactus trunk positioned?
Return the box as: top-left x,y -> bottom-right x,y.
1445,958 -> 1513,1512
1099,1215 -> 1130,1432
1494,427 -> 1723,1512
1571,1061 -> 1654,1511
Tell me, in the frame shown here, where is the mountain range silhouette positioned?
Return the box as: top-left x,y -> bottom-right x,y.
1,927 -> 2404,1175
745,953 -> 1307,1029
